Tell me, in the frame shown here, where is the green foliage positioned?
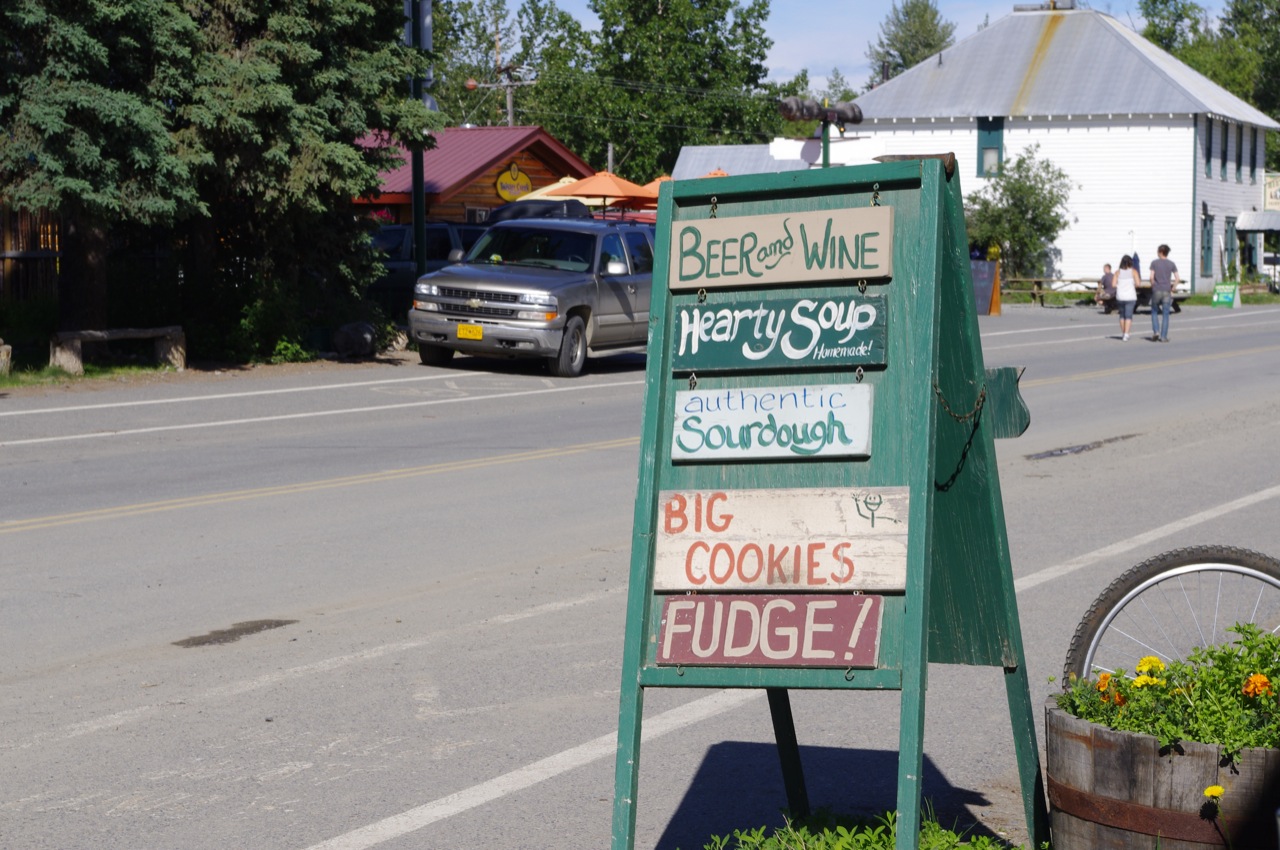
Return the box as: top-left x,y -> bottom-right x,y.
863,0 -> 956,91
1057,623 -> 1280,761
1139,0 -> 1280,170
1140,0 -> 1208,52
268,337 -> 316,364
964,144 -> 1074,280
432,0 -> 805,180
695,808 -> 1024,849
0,0 -> 204,225
1,0 -> 444,355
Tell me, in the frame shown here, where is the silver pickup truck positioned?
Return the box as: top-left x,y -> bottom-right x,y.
408,218 -> 656,377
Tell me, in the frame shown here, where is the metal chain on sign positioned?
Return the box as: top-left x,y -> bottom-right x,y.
933,382 -> 987,423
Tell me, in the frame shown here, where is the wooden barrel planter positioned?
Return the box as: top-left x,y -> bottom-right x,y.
1046,697 -> 1280,849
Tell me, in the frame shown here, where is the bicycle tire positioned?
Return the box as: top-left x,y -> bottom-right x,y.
1062,544 -> 1280,682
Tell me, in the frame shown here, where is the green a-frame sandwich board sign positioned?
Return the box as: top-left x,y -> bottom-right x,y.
611,156 -> 1050,850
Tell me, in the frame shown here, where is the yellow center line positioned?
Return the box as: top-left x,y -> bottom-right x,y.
1018,343 -> 1280,388
0,437 -> 640,536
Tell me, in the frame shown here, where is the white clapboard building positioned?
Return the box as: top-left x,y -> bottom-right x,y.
747,1 -> 1279,289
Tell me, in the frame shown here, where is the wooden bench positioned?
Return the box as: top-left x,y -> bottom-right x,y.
49,326 -> 186,376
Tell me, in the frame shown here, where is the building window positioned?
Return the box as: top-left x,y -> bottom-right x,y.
1201,213 -> 1215,277
1236,125 -> 1243,182
977,117 -> 1004,177
1205,118 -> 1213,178
1251,127 -> 1258,183
1221,122 -> 1229,180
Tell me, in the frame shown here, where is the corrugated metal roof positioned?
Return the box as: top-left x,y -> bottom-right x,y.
854,8 -> 1279,129
377,126 -> 594,197
1236,211 -> 1280,232
671,145 -> 808,180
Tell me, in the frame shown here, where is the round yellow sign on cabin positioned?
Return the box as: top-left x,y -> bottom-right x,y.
496,163 -> 532,201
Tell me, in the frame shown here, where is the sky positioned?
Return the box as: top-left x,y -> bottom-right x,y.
552,1 -> 1227,91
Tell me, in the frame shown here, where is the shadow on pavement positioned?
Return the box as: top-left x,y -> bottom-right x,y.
654,743 -> 1005,850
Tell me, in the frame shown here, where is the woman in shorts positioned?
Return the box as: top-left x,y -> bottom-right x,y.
1114,255 -> 1139,340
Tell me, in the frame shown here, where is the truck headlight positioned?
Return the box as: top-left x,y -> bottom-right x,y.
517,292 -> 557,321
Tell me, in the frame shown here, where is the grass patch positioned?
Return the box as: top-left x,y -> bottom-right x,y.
1182,290 -> 1280,306
693,808 -> 1035,849
0,362 -> 180,390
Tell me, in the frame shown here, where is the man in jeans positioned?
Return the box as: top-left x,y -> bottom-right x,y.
1148,244 -> 1180,342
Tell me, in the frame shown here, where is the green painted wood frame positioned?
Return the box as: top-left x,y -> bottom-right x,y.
611,158 -> 1048,850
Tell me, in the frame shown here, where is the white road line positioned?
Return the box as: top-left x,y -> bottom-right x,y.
0,373 -> 467,417
1014,482 -> 1280,592
979,306 -> 1280,338
0,380 -> 645,447
300,690 -> 760,850
293,484 -> 1280,850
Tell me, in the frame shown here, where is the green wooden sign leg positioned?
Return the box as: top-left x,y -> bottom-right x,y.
765,688 -> 810,820
611,677 -> 644,850
895,674 -> 926,849
1003,664 -> 1051,847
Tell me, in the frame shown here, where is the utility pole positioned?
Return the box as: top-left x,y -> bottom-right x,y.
465,66 -> 536,127
405,0 -> 436,278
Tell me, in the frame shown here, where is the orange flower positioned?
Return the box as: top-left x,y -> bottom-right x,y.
1243,673 -> 1273,698
1096,673 -> 1112,692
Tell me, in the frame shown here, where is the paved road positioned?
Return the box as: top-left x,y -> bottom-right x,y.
2,303 -> 1279,849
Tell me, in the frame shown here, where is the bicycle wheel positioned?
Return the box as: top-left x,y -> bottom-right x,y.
1063,545 -> 1280,681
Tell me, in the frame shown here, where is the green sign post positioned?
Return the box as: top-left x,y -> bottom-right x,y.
612,156 -> 1049,850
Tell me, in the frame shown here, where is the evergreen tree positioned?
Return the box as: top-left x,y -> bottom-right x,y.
0,0 -> 204,330
864,0 -> 955,91
1,0 -> 441,354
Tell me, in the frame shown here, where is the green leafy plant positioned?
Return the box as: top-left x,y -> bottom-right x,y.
1057,623 -> 1280,760
268,337 -> 315,365
693,807 -> 1029,849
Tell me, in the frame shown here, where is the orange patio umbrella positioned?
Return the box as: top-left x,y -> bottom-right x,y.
547,171 -> 657,207
634,175 -> 672,209
700,167 -> 729,178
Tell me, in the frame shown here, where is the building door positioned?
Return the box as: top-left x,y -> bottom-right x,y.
1225,217 -> 1238,277
1201,214 -> 1215,278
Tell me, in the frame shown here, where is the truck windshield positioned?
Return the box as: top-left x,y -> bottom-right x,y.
466,227 -> 594,273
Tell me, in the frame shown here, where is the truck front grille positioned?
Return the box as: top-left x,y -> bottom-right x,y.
438,287 -> 519,303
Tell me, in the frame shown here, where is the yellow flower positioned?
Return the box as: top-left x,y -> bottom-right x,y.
1136,656 -> 1166,674
1132,675 -> 1166,689
1204,785 -> 1225,800
1243,673 -> 1273,698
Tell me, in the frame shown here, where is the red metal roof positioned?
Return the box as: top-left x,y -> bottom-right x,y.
375,126 -> 594,200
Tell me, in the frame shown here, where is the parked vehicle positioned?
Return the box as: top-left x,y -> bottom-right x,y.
367,222 -> 486,320
408,217 -> 656,377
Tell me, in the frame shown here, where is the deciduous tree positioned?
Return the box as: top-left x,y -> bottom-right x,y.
965,144 -> 1074,280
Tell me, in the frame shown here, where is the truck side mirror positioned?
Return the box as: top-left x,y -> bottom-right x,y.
448,248 -> 465,262
605,260 -> 628,276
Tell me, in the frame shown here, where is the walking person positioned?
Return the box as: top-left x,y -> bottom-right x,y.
1148,244 -> 1180,341
1114,255 -> 1140,340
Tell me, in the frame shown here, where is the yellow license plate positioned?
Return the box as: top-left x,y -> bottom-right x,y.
457,323 -> 483,340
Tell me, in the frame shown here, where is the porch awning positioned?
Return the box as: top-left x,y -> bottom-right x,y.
1234,211 -> 1280,232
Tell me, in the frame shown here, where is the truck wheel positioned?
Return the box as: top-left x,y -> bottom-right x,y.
549,316 -> 587,378
418,344 -> 454,366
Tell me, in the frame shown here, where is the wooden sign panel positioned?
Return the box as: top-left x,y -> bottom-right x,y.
657,594 -> 883,668
669,207 -> 895,289
672,294 -> 887,371
672,383 -> 873,461
653,487 -> 909,592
